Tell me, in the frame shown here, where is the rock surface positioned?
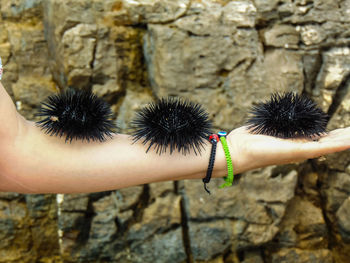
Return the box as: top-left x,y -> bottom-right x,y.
1,0 -> 350,262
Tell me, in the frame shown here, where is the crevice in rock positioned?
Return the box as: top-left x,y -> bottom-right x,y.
318,39 -> 350,51
187,30 -> 210,38
89,191 -> 113,202
66,192 -> 113,247
237,26 -> 255,30
334,186 -> 350,195
0,195 -> 23,202
263,204 -> 281,222
301,50 -> 323,97
245,57 -> 257,72
261,248 -> 269,263
254,17 -> 278,32
155,223 -> 183,236
270,163 -> 299,178
318,187 -> 335,252
170,24 -> 211,38
327,72 -> 350,118
310,160 -> 335,252
87,34 -> 98,91
115,26 -> 148,89
256,200 -> 286,206
127,23 -> 148,30
60,209 -> 91,213
132,184 -> 150,223
231,57 -> 256,72
75,196 -> 95,246
263,45 -> 303,52
222,249 -> 233,262
189,217 -> 271,226
59,21 -> 81,38
237,250 -> 245,261
218,68 -> 231,77
104,89 -> 127,107
175,181 -> 193,263
301,19 -> 327,25
114,185 -> 150,239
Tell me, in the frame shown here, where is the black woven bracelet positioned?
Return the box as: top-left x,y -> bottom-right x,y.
203,134 -> 219,194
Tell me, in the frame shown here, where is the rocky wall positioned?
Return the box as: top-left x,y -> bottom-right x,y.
0,0 -> 350,262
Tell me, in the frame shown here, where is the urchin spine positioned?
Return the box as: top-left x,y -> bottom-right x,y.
132,97 -> 213,155
36,89 -> 116,142
247,92 -> 328,139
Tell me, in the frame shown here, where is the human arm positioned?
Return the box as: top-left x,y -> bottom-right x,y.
1,81 -> 350,194
0,80 -> 226,193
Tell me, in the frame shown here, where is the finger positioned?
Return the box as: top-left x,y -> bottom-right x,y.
320,127 -> 350,141
298,139 -> 350,159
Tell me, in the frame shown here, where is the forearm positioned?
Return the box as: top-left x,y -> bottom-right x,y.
0,119 -> 227,193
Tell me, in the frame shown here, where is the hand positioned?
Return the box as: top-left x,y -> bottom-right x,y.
228,126 -> 350,174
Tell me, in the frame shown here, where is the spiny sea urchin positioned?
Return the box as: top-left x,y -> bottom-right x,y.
132,97 -> 213,155
36,89 -> 116,142
247,92 -> 328,138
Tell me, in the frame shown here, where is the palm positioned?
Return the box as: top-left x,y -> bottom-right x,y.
228,126 -> 350,174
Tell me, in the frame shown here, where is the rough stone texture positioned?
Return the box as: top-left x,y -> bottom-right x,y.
0,193 -> 60,263
318,171 -> 350,263
2,0 -> 350,262
274,196 -> 328,249
129,228 -> 187,263
262,24 -> 300,48
182,167 -> 297,261
336,197 -> 350,241
188,220 -> 233,261
270,248 -> 333,263
111,0 -> 191,24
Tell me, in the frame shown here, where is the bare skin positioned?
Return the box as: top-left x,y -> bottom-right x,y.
0,82 -> 349,194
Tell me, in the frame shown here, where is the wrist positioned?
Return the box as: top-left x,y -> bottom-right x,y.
213,130 -> 246,178
211,139 -> 227,178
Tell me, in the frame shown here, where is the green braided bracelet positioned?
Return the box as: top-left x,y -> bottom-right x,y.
217,131 -> 234,188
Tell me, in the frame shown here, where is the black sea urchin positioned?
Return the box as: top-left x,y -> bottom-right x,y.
36,89 -> 116,142
132,97 -> 213,155
247,92 -> 328,138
